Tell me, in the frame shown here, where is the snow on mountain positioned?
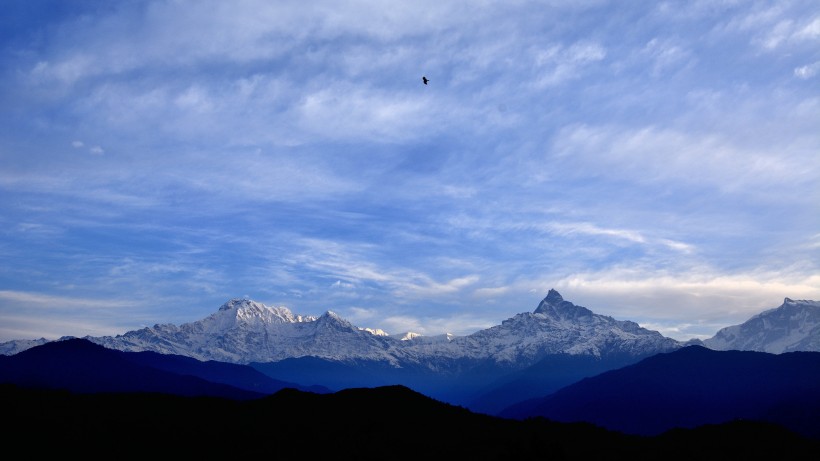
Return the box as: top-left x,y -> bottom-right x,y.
0,337 -> 52,356
11,290 -> 818,369
0,291 -> 684,367
361,327 -> 390,336
56,290 -> 680,369
90,298 -> 403,365
703,297 -> 820,353
420,289 -> 681,367
394,332 -> 456,342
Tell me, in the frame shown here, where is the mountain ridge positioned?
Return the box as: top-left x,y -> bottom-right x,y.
500,345 -> 820,439
703,297 -> 820,353
35,290 -> 684,369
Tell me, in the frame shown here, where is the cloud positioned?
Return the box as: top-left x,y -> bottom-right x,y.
296,86 -> 435,143
532,41 -> 606,87
795,61 -> 820,79
0,291 -> 117,308
473,286 -> 510,298
2,0 -> 818,346
721,5 -> 820,51
552,267 -> 820,325
550,123 -> 817,195
0,291 -> 142,341
331,280 -> 355,289
69,140 -> 103,155
546,221 -> 647,244
794,16 -> 820,40
640,37 -> 694,77
377,312 -> 498,337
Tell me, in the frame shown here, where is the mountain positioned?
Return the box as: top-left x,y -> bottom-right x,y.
0,337 -> 51,355
89,298 -> 405,364
3,383 -> 817,459
0,290 -> 684,409
87,289 -> 682,367
500,345 -> 820,439
703,297 -> 820,353
86,289 -> 684,408
0,337 -> 325,398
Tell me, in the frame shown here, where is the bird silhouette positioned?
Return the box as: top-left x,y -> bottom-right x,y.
422,76 -> 429,85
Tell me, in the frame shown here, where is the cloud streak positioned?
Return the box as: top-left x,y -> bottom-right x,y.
1,0 -> 818,343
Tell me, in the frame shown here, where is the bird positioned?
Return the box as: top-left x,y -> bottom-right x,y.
422,76 -> 429,85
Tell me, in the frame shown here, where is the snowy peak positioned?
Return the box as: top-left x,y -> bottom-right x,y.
219,298 -> 252,311
703,297 -> 820,353
361,327 -> 390,337
533,289 -> 594,321
216,298 -> 315,325
469,290 -> 680,363
316,310 -> 356,330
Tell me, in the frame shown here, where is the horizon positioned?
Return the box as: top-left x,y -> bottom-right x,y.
3,288 -> 815,344
1,1 -> 819,343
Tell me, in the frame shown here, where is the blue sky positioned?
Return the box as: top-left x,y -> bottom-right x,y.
1,0 -> 818,343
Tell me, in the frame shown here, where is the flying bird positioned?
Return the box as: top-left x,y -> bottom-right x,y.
422,76 -> 429,85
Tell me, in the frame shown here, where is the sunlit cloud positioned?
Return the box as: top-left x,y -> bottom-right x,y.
553,268 -> 820,324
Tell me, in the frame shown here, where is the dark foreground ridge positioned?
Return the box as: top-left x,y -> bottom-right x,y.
2,383 -> 816,460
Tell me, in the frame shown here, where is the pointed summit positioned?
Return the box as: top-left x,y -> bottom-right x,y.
544,289 -> 564,304
534,289 -> 568,314
533,289 -> 594,320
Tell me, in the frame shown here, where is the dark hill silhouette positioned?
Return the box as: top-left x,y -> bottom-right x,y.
0,338 -> 325,398
2,382 -> 816,459
501,345 -> 820,438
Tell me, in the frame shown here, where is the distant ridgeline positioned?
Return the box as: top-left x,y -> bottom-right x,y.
1,290 -> 819,440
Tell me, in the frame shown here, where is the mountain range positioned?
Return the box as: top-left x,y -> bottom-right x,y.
2,290 -> 819,412
25,289 -> 689,407
2,289 -> 820,447
83,289 -> 682,366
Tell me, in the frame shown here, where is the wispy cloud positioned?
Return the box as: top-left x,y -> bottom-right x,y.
1,1 -> 818,343
795,61 -> 820,78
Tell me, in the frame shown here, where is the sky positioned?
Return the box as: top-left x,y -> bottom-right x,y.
1,0 -> 818,343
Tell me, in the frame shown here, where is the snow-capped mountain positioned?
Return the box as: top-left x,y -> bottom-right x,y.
0,337 -> 51,356
90,298 -> 405,365
6,292 -> 820,367
703,297 -> 820,353
82,289 -> 681,372
399,289 -> 681,369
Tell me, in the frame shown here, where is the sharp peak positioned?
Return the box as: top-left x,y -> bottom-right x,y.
320,310 -> 347,321
534,288 -> 569,311
544,288 -> 564,303
533,289 -> 593,316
